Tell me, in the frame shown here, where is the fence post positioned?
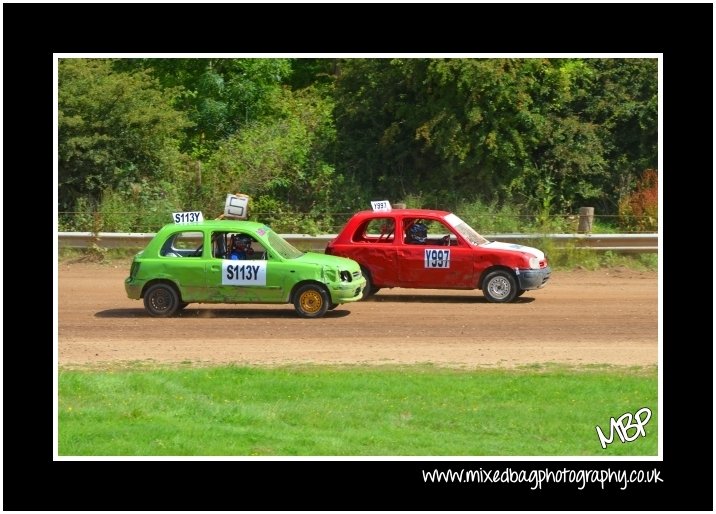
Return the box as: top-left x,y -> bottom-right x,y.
578,207 -> 594,233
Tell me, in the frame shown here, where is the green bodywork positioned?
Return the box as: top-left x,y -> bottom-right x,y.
125,220 -> 365,306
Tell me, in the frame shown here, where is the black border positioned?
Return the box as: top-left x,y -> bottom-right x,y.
4,2 -> 712,511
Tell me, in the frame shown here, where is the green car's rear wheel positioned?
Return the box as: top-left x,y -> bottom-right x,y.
143,283 -> 181,317
294,284 -> 330,318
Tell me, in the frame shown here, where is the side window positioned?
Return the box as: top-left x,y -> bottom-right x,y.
403,218 -> 427,244
404,219 -> 459,246
161,231 -> 204,257
352,217 -> 395,243
425,220 -> 459,246
214,232 -> 268,260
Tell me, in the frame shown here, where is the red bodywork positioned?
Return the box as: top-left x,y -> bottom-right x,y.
325,209 -> 549,293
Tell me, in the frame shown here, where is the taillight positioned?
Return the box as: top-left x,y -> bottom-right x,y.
130,261 -> 140,278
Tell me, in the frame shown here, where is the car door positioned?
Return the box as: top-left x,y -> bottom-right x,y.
348,215 -> 400,287
156,229 -> 210,301
206,236 -> 287,302
397,219 -> 475,288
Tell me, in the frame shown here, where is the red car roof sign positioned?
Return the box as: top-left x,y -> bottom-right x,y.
370,200 -> 392,212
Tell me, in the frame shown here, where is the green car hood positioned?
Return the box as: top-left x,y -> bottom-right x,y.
295,251 -> 360,270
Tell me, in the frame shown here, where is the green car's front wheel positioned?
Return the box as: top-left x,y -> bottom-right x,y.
294,284 -> 330,318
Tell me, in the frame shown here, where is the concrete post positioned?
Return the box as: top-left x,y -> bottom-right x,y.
578,207 -> 595,233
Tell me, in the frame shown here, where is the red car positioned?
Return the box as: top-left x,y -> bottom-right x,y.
325,207 -> 551,303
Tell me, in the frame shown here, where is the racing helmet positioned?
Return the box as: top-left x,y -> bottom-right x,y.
407,222 -> 428,243
235,235 -> 253,249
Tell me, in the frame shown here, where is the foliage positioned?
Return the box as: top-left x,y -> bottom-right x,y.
333,58 -> 656,215
199,86 -> 341,229
58,57 -> 658,234
546,247 -> 658,271
249,196 -> 333,234
618,169 -> 658,231
58,197 -> 100,232
453,198 -> 528,233
584,59 -> 658,213
59,179 -> 185,233
117,58 -> 293,158
58,58 -> 193,213
101,179 -> 186,232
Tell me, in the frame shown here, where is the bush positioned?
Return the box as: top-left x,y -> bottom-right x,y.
618,169 -> 658,232
453,199 -> 531,233
58,197 -> 99,232
61,180 -> 186,233
249,196 -> 334,234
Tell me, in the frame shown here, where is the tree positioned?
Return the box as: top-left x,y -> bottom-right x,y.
58,58 -> 192,212
117,58 -> 293,159
201,86 -> 341,232
582,58 -> 658,212
334,58 -> 655,215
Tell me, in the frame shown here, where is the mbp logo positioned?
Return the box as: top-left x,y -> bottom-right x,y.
595,407 -> 652,449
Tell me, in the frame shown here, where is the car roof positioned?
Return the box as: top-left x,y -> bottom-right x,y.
160,219 -> 270,231
352,208 -> 452,218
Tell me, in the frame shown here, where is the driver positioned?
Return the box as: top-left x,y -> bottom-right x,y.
230,235 -> 254,260
405,222 -> 428,244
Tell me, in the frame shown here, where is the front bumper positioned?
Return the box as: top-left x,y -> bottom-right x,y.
328,276 -> 366,304
516,266 -> 551,290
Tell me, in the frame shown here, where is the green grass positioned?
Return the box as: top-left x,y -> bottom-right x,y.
58,364 -> 658,456
549,249 -> 658,270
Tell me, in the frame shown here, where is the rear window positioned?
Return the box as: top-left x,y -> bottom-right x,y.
352,217 -> 395,243
160,231 -> 203,257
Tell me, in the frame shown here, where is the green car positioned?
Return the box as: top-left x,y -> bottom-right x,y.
125,219 -> 366,318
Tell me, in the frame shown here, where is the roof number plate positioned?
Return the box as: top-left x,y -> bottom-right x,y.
172,211 -> 204,224
370,200 -> 392,212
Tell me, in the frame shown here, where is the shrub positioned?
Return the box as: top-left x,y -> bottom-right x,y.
618,169 -> 658,232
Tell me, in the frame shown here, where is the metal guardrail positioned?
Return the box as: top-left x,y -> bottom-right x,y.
58,232 -> 658,253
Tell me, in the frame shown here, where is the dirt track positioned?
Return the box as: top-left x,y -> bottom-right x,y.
58,262 -> 658,369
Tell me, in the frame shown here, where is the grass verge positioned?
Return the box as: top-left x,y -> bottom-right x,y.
59,363 -> 658,457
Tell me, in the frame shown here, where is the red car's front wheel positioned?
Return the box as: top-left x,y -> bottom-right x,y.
482,270 -> 517,303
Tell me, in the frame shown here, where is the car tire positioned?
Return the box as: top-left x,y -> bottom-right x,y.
482,270 -> 518,303
293,284 -> 330,318
360,267 -> 380,299
143,283 -> 181,317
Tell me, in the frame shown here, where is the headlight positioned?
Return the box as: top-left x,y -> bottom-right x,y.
528,257 -> 541,269
340,270 -> 352,282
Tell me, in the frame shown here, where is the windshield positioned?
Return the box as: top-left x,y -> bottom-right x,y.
267,231 -> 304,259
444,213 -> 489,246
